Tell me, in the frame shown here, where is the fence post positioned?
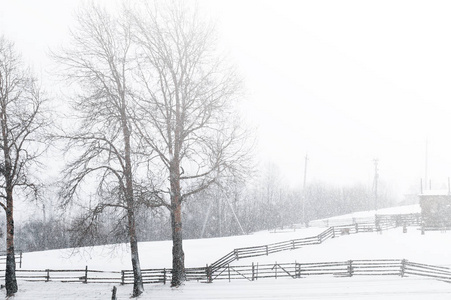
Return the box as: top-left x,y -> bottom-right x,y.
347,260 -> 353,277
228,264 -> 231,282
84,266 -> 88,284
355,223 -> 359,233
266,245 -> 269,256
234,249 -> 239,260
292,240 -> 295,250
332,227 -> 335,238
163,268 -> 166,285
400,259 -> 406,277
252,262 -> 255,281
275,262 -> 278,279
19,251 -> 22,269
46,269 -> 50,282
206,264 -> 212,283
121,270 -> 125,285
256,263 -> 259,280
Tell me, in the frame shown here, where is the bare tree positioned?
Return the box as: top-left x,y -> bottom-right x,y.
131,2 -> 250,286
53,5 -> 145,297
0,36 -> 49,296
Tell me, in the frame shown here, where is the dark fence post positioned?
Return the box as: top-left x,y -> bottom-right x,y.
206,264 -> 212,283
46,269 -> 50,282
163,268 -> 166,285
84,266 -> 88,284
19,251 -> 22,269
332,227 -> 335,238
121,270 -> 125,285
400,259 -> 406,277
274,262 -> 278,279
292,240 -> 295,250
252,262 -> 255,281
228,264 -> 231,282
347,260 -> 353,277
266,245 -> 269,256
296,262 -> 301,278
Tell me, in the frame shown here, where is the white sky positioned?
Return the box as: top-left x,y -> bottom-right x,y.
1,0 -> 451,197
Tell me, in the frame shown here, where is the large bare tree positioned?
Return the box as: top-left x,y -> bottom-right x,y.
53,5 -> 144,297
131,2 -> 250,286
0,36 -> 49,296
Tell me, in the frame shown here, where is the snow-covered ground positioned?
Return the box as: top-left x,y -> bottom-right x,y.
3,204 -> 451,299
7,277 -> 451,300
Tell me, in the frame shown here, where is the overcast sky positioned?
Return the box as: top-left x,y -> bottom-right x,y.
1,0 -> 451,198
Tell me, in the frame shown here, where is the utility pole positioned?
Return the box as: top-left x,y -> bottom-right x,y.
373,159 -> 379,211
302,154 -> 308,226
425,139 -> 428,192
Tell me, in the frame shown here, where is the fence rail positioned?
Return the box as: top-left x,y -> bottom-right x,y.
0,251 -> 23,268
210,221 -> 401,272
4,259 -> 450,285
310,213 -> 421,228
209,259 -> 451,282
0,267 -> 121,283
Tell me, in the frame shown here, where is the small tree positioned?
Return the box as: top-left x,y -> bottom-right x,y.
53,5 -> 144,297
131,2 -> 250,286
0,36 -> 49,296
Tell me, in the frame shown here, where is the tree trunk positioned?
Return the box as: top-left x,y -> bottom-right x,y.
170,203 -> 185,286
127,208 -> 143,297
2,107 -> 18,296
5,189 -> 17,296
170,161 -> 185,286
123,117 -> 144,297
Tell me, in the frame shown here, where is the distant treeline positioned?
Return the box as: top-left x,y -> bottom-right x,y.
10,165 -> 397,253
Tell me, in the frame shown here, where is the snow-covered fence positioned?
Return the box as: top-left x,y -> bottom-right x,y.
3,259 -> 451,285
310,213 -> 421,229
121,268 -> 167,284
403,261 -> 451,282
120,266 -> 213,285
210,224 -> 398,273
0,267 -> 121,283
209,259 -> 451,282
210,227 -> 335,273
0,250 -> 23,268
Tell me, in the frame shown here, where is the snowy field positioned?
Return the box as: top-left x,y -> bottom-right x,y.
3,204 -> 451,299
6,277 -> 451,300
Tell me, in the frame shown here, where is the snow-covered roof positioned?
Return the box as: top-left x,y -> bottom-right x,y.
419,189 -> 450,196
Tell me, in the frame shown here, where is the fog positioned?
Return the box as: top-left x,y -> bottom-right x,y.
2,0 -> 451,203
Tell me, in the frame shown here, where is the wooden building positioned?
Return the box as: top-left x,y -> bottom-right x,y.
419,190 -> 451,228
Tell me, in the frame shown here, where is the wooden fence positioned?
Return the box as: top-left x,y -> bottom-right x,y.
207,259 -> 451,282
209,221 -> 401,273
0,266 -> 121,283
310,213 -> 421,229
8,259 -> 449,285
0,251 -> 23,269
